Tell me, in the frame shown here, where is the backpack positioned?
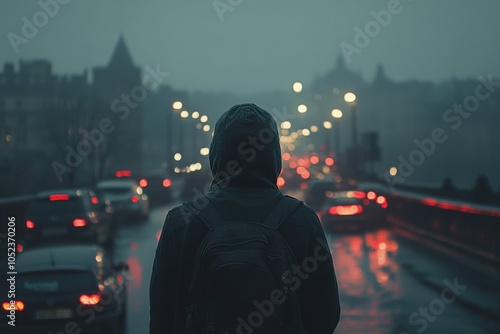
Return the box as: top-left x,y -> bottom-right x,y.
183,195 -> 308,334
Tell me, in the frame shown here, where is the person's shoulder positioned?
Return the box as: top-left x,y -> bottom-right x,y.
284,195 -> 322,230
163,202 -> 198,233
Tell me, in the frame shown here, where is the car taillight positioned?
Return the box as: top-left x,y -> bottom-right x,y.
347,191 -> 366,199
139,178 -> 148,187
162,178 -> 172,188
376,196 -> 387,205
2,301 -> 24,311
26,220 -> 35,229
91,196 -> 99,204
115,170 -> 132,178
131,195 -> 139,203
329,205 -> 364,216
367,191 -> 376,200
73,219 -> 87,227
79,294 -> 100,305
50,194 -> 70,201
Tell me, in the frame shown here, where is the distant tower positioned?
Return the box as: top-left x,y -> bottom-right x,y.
92,36 -> 143,177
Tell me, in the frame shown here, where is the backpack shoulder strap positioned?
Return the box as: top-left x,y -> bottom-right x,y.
263,195 -> 303,230
182,200 -> 225,230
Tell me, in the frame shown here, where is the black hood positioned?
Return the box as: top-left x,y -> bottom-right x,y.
209,103 -> 282,190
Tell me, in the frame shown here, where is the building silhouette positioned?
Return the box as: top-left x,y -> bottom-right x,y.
0,37 -> 143,195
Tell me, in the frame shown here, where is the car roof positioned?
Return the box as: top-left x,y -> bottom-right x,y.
35,189 -> 88,199
96,179 -> 137,188
17,244 -> 105,275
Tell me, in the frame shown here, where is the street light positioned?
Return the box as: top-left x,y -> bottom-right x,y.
331,108 -> 343,155
172,101 -> 183,110
344,92 -> 358,145
344,92 -> 356,103
297,104 -> 307,113
331,108 -> 343,119
281,121 -> 292,130
292,82 -> 303,93
167,101 -> 183,174
323,121 -> 333,154
200,115 -> 208,123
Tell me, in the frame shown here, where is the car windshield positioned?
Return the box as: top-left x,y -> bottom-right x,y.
18,270 -> 97,294
96,187 -> 131,195
27,198 -> 85,216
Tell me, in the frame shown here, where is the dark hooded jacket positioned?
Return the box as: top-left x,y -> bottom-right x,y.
150,103 -> 340,333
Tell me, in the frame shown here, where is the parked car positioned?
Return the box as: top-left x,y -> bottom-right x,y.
23,189 -> 112,246
0,244 -> 128,334
95,179 -> 149,221
318,190 -> 388,232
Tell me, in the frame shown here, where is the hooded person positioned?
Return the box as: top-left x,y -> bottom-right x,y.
150,103 -> 341,334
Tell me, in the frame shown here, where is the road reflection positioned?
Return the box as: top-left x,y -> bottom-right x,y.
328,229 -> 402,334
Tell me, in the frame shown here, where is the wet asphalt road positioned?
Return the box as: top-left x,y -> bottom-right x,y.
111,202 -> 500,334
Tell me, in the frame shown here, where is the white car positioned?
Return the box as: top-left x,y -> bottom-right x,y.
95,179 -> 149,221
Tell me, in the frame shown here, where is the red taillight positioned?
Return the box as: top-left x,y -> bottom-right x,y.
347,191 -> 366,199
79,294 -> 100,305
376,196 -> 387,205
139,178 -> 148,187
131,195 -> 139,203
381,202 -> 388,209
367,191 -> 376,200
329,205 -> 364,216
2,301 -> 24,311
26,220 -> 35,229
16,244 -> 23,253
115,170 -> 132,178
73,219 -> 87,227
91,196 -> 99,204
50,194 -> 69,201
162,178 -> 172,188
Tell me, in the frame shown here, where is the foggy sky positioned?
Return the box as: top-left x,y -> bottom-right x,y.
1,0 -> 499,94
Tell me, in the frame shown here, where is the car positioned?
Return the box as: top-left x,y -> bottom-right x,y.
318,190 -> 388,232
137,173 -> 173,205
95,179 -> 149,221
0,244 -> 128,334
23,189 -> 112,246
304,179 -> 337,211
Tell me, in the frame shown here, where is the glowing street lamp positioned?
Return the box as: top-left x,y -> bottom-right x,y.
331,109 -> 343,154
292,82 -> 303,93
200,115 -> 208,123
344,92 -> 358,145
331,108 -> 343,119
297,104 -> 308,113
172,101 -> 183,110
344,92 -> 356,103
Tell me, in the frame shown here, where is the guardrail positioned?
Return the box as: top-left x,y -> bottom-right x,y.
385,189 -> 500,264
